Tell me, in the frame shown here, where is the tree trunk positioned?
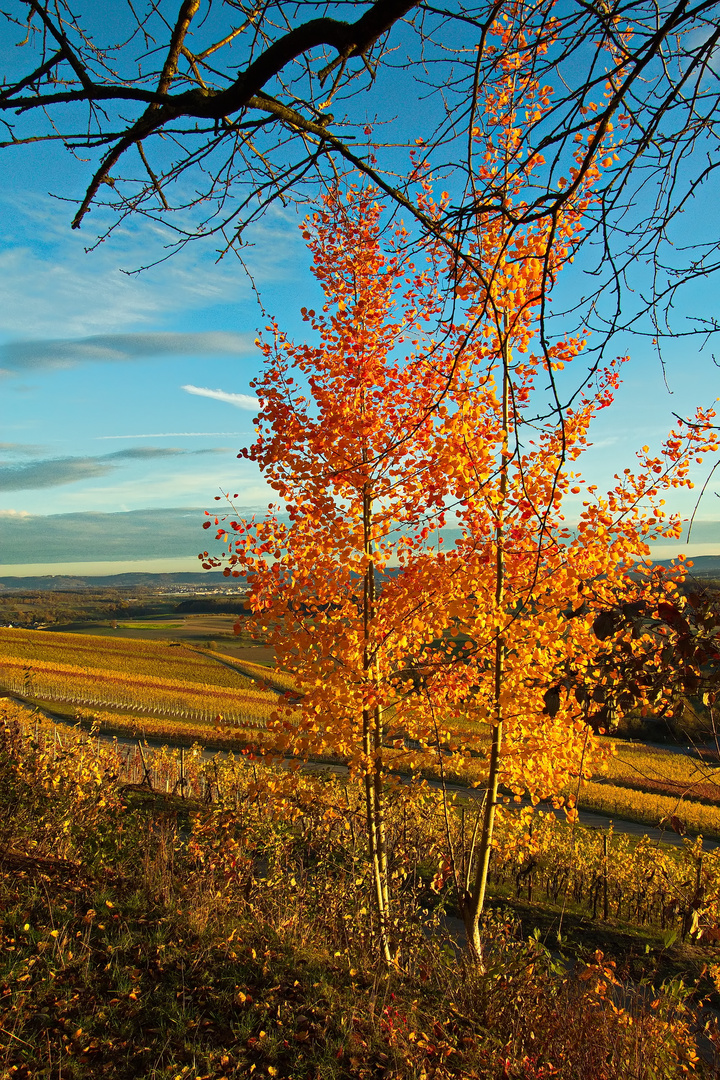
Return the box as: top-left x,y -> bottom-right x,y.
362,479 -> 393,964
460,331 -> 510,967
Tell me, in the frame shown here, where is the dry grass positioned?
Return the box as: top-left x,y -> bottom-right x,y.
0,697 -> 714,1080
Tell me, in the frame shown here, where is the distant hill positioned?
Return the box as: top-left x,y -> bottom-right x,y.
0,571 -> 244,592
1,556 -> 719,593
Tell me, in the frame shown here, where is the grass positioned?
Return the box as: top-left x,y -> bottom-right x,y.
4,871 -> 708,1080
1,699 -> 715,1079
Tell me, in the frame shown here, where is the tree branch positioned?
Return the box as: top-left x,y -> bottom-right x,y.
64,0 -> 418,228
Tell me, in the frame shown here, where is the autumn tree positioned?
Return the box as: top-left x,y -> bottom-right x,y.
201,165 -> 717,968
203,184 -> 469,962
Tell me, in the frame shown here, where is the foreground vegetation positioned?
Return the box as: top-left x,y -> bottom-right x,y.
3,699 -> 720,1078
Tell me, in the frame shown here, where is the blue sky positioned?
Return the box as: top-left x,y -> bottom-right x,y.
1,31 -> 719,576
1,167 -> 719,576
0,138 -> 318,575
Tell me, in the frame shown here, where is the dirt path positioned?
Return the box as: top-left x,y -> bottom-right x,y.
177,643 -> 290,694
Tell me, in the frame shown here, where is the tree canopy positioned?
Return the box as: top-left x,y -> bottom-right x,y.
202,168 -> 717,961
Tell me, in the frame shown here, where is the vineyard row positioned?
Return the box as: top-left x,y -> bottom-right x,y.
0,660 -> 276,731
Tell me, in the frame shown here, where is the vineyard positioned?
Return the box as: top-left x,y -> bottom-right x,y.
0,627 -> 288,732
569,780 -> 720,840
2,627 -> 720,842
606,743 -> 720,804
0,626 -> 296,691
4,699 -> 720,945
491,809 -> 718,940
575,743 -> 720,839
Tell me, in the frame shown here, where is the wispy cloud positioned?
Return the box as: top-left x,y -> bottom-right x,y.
0,332 -> 253,372
182,385 -> 259,409
0,442 -> 44,456
0,191 -> 303,339
0,446 -> 228,492
107,447 -> 221,460
97,431 -> 251,440
0,457 -> 118,492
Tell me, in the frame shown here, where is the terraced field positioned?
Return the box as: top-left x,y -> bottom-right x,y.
0,627 -> 293,735
44,612 -> 275,665
2,626 -> 720,838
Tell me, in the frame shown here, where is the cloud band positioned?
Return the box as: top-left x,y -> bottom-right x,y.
0,332 -> 253,372
0,446 -> 227,492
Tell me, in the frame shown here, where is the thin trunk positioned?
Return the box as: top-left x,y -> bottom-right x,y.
374,636 -> 391,927
362,477 -> 393,963
461,332 -> 510,966
374,696 -> 391,927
